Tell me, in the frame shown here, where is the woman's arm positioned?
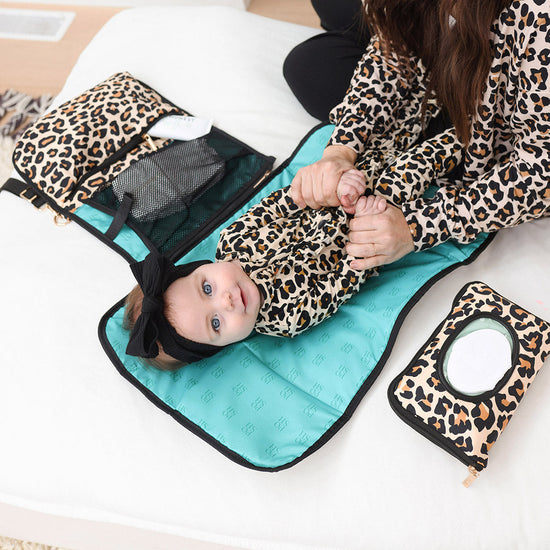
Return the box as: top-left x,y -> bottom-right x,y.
402,18 -> 550,250
374,127 -> 464,205
327,38 -> 428,153
344,127 -> 463,269
402,144 -> 550,251
346,123 -> 549,267
291,37 -> 429,210
348,6 -> 550,264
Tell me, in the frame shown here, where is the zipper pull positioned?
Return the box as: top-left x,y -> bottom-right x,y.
253,167 -> 272,189
143,133 -> 158,151
462,466 -> 480,488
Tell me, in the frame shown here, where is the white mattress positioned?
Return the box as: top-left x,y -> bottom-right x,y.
1,7 -> 549,550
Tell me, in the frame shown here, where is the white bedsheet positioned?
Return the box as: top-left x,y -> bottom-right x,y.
1,7 -> 549,550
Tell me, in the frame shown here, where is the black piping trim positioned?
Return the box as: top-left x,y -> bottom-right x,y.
387,377 -> 481,470
98,231 -> 495,472
98,298 -> 268,470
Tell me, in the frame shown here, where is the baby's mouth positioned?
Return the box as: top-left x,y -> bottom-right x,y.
240,287 -> 247,311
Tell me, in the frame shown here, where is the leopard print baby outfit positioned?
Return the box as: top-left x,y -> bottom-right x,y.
329,0 -> 550,250
216,187 -> 371,337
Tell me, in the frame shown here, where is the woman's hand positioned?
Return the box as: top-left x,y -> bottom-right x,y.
346,201 -> 415,269
290,145 -> 357,209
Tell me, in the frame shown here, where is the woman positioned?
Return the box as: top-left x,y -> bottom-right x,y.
288,0 -> 550,269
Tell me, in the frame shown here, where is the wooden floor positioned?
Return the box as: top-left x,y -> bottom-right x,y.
1,1 -> 320,97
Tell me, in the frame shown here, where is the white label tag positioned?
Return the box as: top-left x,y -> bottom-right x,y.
148,115 -> 213,141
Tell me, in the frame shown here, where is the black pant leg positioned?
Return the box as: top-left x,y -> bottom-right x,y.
283,32 -> 367,121
311,0 -> 366,35
283,0 -> 369,121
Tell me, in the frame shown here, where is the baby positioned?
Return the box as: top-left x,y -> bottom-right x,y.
125,126 -> 463,370
124,172 -> 385,370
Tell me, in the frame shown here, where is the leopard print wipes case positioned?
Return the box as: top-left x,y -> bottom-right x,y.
12,72 -> 184,213
388,281 -> 550,487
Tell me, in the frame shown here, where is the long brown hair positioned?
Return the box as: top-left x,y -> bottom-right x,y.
364,0 -> 512,145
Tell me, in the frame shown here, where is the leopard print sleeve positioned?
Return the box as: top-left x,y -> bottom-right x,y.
402,1 -> 550,250
374,127 -> 464,206
327,37 -> 432,156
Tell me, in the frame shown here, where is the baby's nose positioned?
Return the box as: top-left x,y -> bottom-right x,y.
222,290 -> 235,310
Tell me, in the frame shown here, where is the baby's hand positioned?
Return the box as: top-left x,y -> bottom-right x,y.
354,194 -> 387,217
337,169 -> 367,214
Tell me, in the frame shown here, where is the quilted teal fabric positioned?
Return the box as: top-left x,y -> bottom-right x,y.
94,125 -> 490,470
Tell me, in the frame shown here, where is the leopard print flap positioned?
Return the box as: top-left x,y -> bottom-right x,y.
389,281 -> 550,472
12,72 -> 184,212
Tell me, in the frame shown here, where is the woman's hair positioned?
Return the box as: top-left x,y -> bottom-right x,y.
123,285 -> 184,372
363,0 -> 512,145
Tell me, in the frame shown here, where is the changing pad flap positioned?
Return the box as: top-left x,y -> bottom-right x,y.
99,124 -> 491,470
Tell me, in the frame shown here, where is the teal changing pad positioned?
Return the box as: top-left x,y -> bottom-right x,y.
99,125 -> 492,471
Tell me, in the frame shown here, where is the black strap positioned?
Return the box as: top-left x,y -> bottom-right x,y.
1,178 -> 47,209
105,192 -> 133,241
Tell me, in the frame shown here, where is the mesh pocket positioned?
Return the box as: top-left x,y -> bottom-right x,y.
93,130 -> 273,255
111,138 -> 225,222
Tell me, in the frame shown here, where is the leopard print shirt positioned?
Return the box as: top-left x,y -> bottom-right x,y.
215,187 -> 373,338
329,0 -> 550,250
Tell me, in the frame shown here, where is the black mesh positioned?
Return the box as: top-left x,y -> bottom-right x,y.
92,133 -> 271,255
111,138 -> 225,222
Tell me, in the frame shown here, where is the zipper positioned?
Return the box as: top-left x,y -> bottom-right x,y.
462,465 -> 480,488
387,384 -> 483,486
37,130 -> 167,224
143,133 -> 158,151
61,110 -> 181,204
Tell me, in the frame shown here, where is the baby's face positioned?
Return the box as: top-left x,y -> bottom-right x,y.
165,261 -> 262,347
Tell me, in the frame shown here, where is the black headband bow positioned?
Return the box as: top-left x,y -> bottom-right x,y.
125,252 -> 223,364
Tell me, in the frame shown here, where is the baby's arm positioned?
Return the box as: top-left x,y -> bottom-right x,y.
337,169 -> 367,214
216,187 -> 296,261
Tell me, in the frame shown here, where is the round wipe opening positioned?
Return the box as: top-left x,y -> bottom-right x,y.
442,319 -> 513,396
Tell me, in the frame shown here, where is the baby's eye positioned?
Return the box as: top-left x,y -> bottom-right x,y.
211,316 -> 221,332
202,281 -> 212,296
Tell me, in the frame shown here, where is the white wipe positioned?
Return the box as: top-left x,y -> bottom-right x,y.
148,115 -> 213,141
445,328 -> 513,395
